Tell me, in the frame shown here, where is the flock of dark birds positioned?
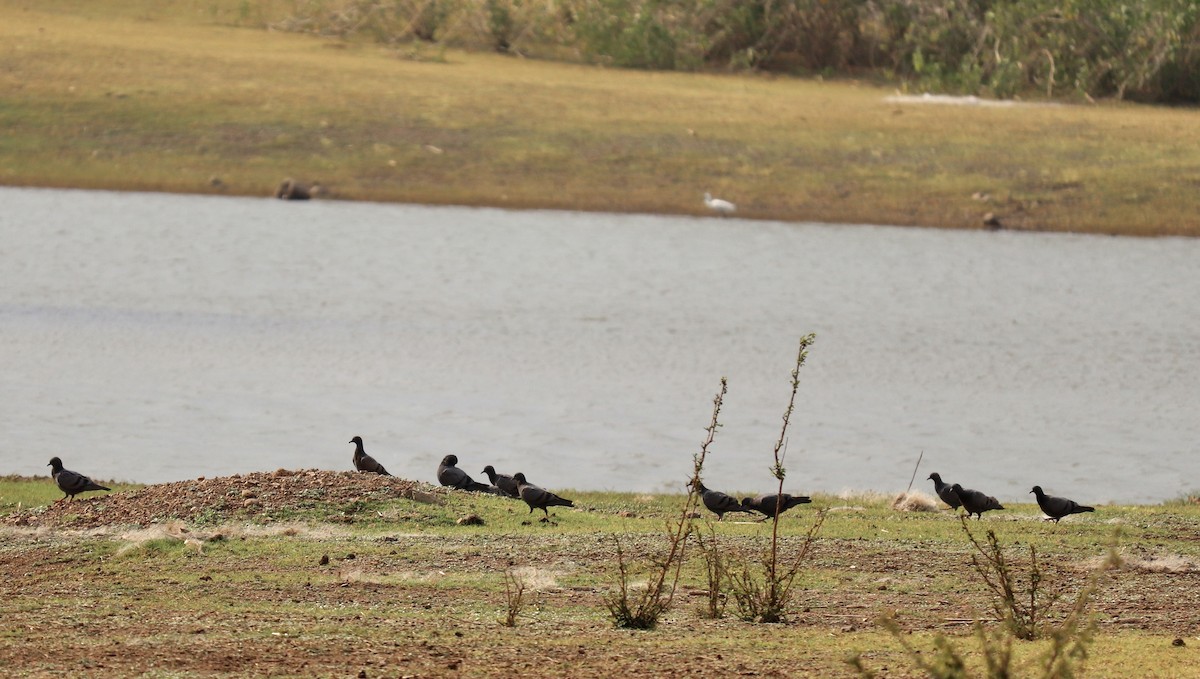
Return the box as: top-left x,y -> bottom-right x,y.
41,442 -> 1096,525
927,472 -> 1095,523
351,436 -> 574,518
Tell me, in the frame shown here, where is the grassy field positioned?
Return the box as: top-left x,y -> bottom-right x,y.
2,473 -> 1199,677
3,0 -> 1200,236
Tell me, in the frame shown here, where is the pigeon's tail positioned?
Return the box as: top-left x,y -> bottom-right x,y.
553,498 -> 575,508
1078,505 -> 1095,513
466,481 -> 493,493
96,483 -> 112,492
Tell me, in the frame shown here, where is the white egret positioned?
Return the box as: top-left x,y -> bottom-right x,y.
703,192 -> 736,215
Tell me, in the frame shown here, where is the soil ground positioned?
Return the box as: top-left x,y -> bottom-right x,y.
2,472 -> 1198,677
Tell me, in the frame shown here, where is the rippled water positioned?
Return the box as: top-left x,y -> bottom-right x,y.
2,187 -> 1197,503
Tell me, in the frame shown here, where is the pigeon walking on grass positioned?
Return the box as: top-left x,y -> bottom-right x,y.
950,483 -> 1005,519
740,493 -> 812,519
47,457 -> 110,502
482,465 -> 520,498
691,480 -> 753,520
349,436 -> 391,476
437,455 -> 491,492
928,472 -> 962,509
513,472 -> 574,517
1031,486 -> 1094,523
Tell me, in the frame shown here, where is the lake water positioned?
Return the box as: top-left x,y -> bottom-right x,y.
2,186 -> 1196,504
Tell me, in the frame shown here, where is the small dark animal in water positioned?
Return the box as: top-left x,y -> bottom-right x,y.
47,457 -> 110,502
1031,486 -> 1094,523
275,178 -> 321,200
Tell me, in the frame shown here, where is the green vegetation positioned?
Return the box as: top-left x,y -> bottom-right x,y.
2,0 -> 1200,236
259,0 -> 1200,103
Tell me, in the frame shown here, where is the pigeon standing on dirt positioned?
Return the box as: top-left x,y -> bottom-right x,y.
513,472 -> 575,517
691,480 -> 753,520
349,436 -> 391,476
481,465 -> 520,498
47,457 -> 110,502
1031,486 -> 1094,523
928,472 -> 962,509
740,493 -> 812,518
437,455 -> 491,492
950,483 -> 1005,519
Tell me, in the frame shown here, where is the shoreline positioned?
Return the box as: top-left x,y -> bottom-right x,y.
4,4 -> 1200,239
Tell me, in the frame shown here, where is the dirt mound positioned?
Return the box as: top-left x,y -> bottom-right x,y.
5,469 -> 438,529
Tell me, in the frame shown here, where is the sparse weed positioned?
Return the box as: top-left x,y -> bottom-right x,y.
725,334 -> 824,623
500,568 -> 527,627
851,521 -> 1119,678
606,377 -> 727,629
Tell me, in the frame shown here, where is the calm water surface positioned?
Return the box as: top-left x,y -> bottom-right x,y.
2,187 -> 1196,503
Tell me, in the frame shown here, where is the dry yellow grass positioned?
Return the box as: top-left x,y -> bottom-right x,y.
2,0 -> 1199,236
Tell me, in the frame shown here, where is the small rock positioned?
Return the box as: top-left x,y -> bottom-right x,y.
319,554 -> 330,566
344,553 -> 356,560
457,514 -> 485,526
1172,638 -> 1186,647
983,212 -> 1003,230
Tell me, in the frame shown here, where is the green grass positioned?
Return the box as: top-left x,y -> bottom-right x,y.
0,475 -> 144,514
2,0 -> 1200,236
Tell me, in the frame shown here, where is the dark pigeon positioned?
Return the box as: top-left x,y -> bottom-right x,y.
950,483 -> 1005,519
349,436 -> 391,476
482,465 -> 520,498
437,455 -> 491,492
691,480 -> 753,520
928,472 -> 962,509
47,457 -> 110,502
513,472 -> 574,517
740,493 -> 812,518
1031,486 -> 1094,523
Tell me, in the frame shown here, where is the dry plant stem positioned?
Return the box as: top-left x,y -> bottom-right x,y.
694,525 -> 726,619
501,569 -> 526,627
905,450 -> 924,495
767,334 -> 816,612
609,377 -> 727,628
